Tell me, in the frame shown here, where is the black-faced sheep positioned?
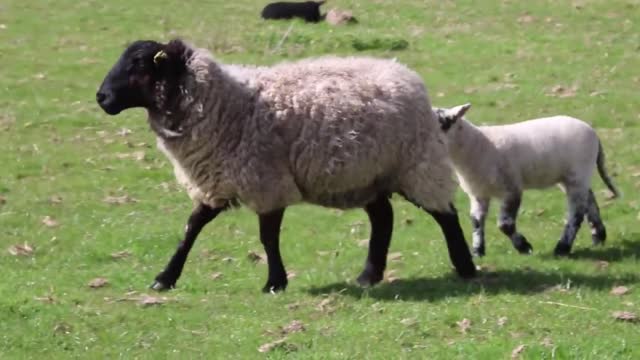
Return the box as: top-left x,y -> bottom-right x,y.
261,1 -> 326,23
435,104 -> 619,257
96,39 -> 477,292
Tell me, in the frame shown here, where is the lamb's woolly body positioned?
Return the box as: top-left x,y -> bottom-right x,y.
448,116 -> 600,198
438,107 -> 618,256
153,47 -> 455,214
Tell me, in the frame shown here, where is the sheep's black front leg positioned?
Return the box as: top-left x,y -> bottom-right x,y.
151,203 -> 226,291
259,208 -> 288,293
427,204 -> 477,279
586,189 -> 607,245
498,193 -> 533,254
356,193 -> 393,287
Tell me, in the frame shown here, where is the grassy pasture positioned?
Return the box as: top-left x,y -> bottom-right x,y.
0,0 -> 639,358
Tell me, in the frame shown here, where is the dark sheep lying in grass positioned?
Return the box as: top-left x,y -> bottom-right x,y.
261,1 -> 326,23
435,104 -> 620,257
96,39 -> 477,293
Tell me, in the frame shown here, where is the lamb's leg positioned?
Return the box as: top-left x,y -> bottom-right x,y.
426,204 -> 477,279
356,193 -> 393,287
151,203 -> 226,291
554,189 -> 588,256
586,189 -> 607,245
498,193 -> 533,254
259,208 -> 288,293
470,197 -> 490,257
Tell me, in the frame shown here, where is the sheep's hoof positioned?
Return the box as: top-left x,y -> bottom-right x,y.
150,280 -> 174,292
472,246 -> 485,257
356,271 -> 383,287
455,260 -> 478,279
262,280 -> 287,294
553,242 -> 572,256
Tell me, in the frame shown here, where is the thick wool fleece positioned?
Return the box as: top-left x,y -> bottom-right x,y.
152,46 -> 456,214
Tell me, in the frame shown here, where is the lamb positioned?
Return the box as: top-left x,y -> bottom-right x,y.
434,103 -> 619,257
95,38 -> 477,292
261,1 -> 326,23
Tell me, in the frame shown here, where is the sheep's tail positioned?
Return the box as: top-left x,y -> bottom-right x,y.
596,139 -> 620,199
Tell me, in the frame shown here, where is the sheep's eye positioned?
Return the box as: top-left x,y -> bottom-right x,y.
131,57 -> 147,71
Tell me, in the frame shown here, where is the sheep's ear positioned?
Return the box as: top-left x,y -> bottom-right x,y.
155,39 -> 192,75
450,103 -> 471,120
164,39 -> 191,61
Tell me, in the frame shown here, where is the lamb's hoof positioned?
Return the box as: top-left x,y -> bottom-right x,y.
150,280 -> 174,292
262,279 -> 287,294
472,246 -> 485,257
592,228 -> 606,246
356,270 -> 383,287
554,242 -> 572,257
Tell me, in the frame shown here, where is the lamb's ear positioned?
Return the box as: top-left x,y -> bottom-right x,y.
450,103 -> 471,121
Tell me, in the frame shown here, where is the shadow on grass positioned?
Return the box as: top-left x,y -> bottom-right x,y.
566,238 -> 640,261
306,268 -> 639,302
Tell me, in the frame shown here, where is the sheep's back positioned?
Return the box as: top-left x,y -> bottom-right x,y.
255,57 -> 440,207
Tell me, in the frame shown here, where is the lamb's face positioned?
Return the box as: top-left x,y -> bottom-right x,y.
96,39 -> 190,115
433,104 -> 472,145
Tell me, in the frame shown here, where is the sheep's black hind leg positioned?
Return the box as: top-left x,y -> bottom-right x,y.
554,189 -> 588,256
151,203 -> 226,291
498,193 -> 533,254
586,189 -> 607,245
259,208 -> 288,293
426,204 -> 477,279
356,194 -> 393,287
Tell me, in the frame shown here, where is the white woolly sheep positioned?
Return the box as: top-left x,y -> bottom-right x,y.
434,103 -> 619,257
95,39 -> 476,292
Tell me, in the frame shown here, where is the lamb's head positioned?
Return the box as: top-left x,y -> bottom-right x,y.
434,103 -> 471,142
96,39 -> 193,115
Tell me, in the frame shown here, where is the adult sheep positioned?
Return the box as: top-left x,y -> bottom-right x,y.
261,1 -> 326,23
95,39 -> 476,292
434,103 -> 619,257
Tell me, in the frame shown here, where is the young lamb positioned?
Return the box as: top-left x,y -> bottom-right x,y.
434,104 -> 620,257
261,1 -> 326,23
95,38 -> 477,293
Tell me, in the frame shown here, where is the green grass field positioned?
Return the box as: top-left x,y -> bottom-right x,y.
1,0 -> 639,358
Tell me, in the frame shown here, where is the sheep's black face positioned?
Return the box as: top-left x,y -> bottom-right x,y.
96,39 -> 191,115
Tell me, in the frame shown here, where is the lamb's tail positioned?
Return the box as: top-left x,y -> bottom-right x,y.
596,139 -> 620,199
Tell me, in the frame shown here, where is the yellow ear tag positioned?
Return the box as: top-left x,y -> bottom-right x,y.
153,50 -> 168,64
